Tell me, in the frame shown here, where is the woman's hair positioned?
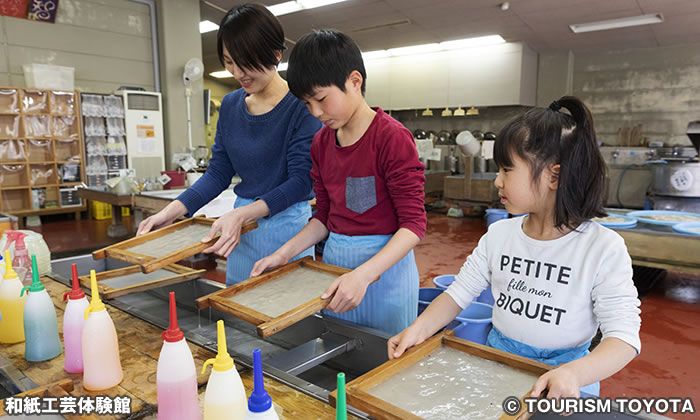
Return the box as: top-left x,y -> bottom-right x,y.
216,3 -> 286,72
494,96 -> 607,230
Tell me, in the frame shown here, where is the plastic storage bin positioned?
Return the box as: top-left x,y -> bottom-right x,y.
485,208 -> 509,226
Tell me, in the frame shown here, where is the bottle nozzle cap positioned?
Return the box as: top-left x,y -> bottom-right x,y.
201,320 -> 234,373
64,264 -> 85,301
162,292 -> 184,342
84,270 -> 105,319
20,255 -> 44,296
3,250 -> 18,281
247,349 -> 272,413
336,373 -> 347,420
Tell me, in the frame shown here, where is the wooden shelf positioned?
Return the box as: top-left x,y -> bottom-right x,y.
9,204 -> 86,216
0,186 -> 29,191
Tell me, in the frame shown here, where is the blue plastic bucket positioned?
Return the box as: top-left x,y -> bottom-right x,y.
433,274 -> 455,290
418,287 -> 443,315
454,302 -> 493,344
485,209 -> 509,226
475,286 -> 495,305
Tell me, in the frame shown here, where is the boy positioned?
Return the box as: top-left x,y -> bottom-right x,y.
250,29 -> 426,335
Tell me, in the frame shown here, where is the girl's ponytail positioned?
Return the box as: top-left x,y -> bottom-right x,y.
554,96 -> 607,229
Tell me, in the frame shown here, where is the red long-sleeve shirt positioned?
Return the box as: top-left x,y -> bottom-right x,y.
310,108 -> 427,239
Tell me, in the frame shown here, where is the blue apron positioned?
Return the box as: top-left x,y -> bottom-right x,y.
320,232 -> 419,336
487,327 -> 600,396
226,197 -> 314,285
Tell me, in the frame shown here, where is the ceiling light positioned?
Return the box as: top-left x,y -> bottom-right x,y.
570,13 -> 663,33
199,20 -> 219,34
209,70 -> 232,78
440,35 -> 505,50
277,62 -> 288,71
500,2 -> 510,11
453,107 -> 466,116
389,43 -> 441,57
267,0 -> 348,16
267,1 -> 303,16
421,107 -> 433,117
362,50 -> 391,60
441,107 -> 452,117
466,106 -> 479,116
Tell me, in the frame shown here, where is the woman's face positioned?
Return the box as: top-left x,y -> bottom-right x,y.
222,45 -> 280,94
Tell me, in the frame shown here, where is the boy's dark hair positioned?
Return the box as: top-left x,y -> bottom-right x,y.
217,3 -> 286,72
494,96 -> 607,231
287,29 -> 366,99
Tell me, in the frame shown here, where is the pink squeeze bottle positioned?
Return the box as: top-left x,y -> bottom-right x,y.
156,292 -> 201,420
62,264 -> 89,373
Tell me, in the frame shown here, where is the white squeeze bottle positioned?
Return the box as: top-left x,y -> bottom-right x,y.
156,291 -> 201,420
202,320 -> 246,420
62,264 -> 89,373
244,349 -> 279,420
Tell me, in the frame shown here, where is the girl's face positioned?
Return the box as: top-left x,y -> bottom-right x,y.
302,71 -> 363,130
222,45 -> 280,94
494,152 -> 556,215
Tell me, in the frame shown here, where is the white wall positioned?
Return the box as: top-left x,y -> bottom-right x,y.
0,0 -> 154,92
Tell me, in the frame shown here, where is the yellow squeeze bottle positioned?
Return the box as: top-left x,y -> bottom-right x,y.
0,250 -> 26,343
202,320 -> 246,420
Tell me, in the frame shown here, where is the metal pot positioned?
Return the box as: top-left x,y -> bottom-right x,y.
652,161 -> 700,197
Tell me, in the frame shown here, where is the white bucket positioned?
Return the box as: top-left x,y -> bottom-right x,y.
456,131 -> 481,156
186,172 -> 203,187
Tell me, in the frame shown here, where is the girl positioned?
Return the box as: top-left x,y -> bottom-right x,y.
137,4 -> 321,285
389,96 -> 641,399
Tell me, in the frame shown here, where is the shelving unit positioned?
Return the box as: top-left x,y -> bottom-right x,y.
0,87 -> 86,224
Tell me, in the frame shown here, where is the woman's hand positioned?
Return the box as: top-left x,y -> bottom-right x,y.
250,253 -> 289,277
136,201 -> 187,235
387,324 -> 429,360
322,270 -> 373,314
201,209 -> 247,257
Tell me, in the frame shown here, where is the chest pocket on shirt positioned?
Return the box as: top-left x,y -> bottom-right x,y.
345,176 -> 377,214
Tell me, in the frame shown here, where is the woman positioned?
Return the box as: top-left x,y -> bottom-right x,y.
137,3 -> 321,285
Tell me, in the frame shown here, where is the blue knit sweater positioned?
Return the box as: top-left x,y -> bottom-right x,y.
177,89 -> 321,217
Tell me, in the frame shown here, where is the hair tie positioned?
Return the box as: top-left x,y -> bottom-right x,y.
549,100 -> 562,112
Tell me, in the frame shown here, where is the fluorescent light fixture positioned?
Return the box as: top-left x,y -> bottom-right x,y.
267,1 -> 303,16
362,50 -> 391,60
440,35 -> 505,50
298,0 -> 346,8
209,70 -> 232,78
277,62 -> 288,71
570,13 -> 663,33
267,0 -> 347,16
388,43 -> 441,57
199,20 -> 219,34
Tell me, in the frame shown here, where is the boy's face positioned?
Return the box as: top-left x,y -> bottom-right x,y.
302,73 -> 362,130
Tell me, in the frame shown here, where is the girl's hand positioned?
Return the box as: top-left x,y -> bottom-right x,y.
516,365 -> 581,419
250,253 -> 289,277
387,324 -> 429,359
322,270 -> 373,313
201,210 -> 246,257
137,211 -> 176,235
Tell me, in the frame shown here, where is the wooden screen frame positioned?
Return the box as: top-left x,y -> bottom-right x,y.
329,331 -> 553,420
196,256 -> 350,337
78,263 -> 205,299
92,216 -> 257,273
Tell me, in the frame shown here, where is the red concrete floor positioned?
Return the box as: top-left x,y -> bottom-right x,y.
29,212 -> 700,416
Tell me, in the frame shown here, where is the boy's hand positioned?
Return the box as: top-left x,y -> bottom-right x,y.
387,324 -> 428,359
250,253 -> 288,277
322,270 -> 373,313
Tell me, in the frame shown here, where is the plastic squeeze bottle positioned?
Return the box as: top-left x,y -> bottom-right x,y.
0,250 -> 26,343
156,292 -> 201,420
336,373 -> 347,420
21,256 -> 62,362
6,231 -> 31,286
82,270 -> 123,391
62,264 -> 89,373
244,349 -> 279,420
202,320 -> 246,420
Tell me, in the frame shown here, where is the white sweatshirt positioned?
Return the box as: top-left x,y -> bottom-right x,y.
446,216 -> 641,353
